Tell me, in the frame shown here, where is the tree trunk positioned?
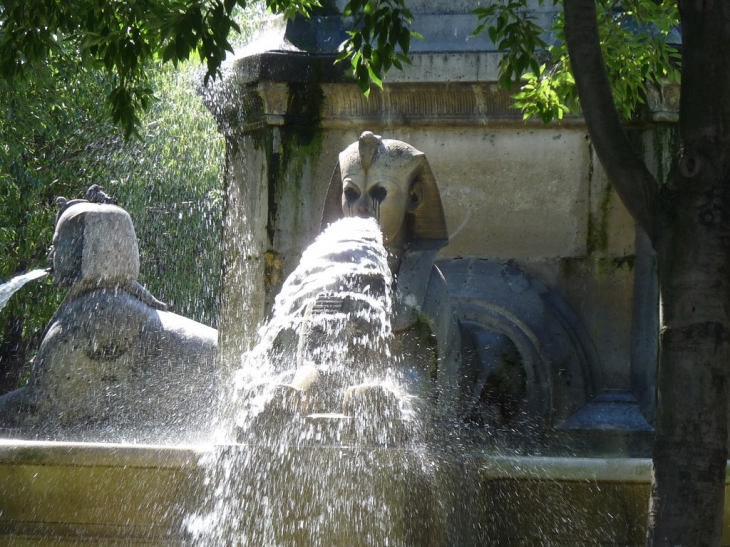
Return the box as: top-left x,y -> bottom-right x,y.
649,183 -> 730,545
646,2 -> 730,545
565,0 -> 730,544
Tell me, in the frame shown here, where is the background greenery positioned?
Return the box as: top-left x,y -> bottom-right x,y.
0,60 -> 223,391
0,40 -> 255,393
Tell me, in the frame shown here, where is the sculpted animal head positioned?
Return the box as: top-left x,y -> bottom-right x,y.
321,132 -> 448,251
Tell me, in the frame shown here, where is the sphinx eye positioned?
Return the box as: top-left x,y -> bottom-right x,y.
369,186 -> 387,204
344,187 -> 360,202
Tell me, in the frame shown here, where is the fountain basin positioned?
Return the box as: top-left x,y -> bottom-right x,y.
1,439 -> 730,546
0,440 -> 206,546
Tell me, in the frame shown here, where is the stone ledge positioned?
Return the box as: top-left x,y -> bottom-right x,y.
0,439 -> 206,469
205,49 -> 678,135
1,441 -> 727,546
206,77 -> 586,135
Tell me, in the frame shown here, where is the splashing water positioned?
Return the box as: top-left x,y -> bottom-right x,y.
256,216 -> 392,356
187,217 -> 438,546
228,216 -> 404,441
0,269 -> 49,312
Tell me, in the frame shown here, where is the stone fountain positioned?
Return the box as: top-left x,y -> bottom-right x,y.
204,1 -> 656,453
0,188 -> 218,443
3,2 -> 730,546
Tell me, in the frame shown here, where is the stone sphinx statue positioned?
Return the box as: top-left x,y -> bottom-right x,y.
318,133 -> 600,436
322,132 -> 464,419
0,187 -> 218,441
246,132 -> 469,437
242,131 -> 600,447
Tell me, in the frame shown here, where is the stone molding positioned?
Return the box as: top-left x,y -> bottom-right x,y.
205,59 -> 677,137
208,76 -> 588,136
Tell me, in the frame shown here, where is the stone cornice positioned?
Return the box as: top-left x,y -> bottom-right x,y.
202,50 -> 680,136
206,77 -> 585,136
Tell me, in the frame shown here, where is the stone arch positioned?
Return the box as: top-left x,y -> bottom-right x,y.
438,258 -> 601,433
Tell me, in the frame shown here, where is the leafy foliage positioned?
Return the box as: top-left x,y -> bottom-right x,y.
473,0 -> 681,123
513,64 -> 574,123
337,0 -> 420,96
473,1 -> 547,90
0,0 -> 315,137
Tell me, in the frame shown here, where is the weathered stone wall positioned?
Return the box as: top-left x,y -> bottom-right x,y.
204,7 -> 671,445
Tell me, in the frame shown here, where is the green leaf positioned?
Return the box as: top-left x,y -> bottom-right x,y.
367,63 -> 383,88
162,42 -> 176,63
398,27 -> 410,54
351,51 -> 362,69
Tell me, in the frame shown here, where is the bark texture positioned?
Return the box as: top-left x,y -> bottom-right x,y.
564,0 -> 730,545
648,2 -> 730,544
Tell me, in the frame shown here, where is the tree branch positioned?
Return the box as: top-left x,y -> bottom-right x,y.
564,0 -> 659,241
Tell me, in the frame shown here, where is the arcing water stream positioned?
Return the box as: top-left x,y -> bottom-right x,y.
229,216 -> 406,442
0,268 -> 49,313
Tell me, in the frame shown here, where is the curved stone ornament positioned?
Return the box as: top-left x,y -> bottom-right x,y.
438,257 -> 600,437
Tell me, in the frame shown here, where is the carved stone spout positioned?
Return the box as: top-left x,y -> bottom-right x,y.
240,133 -> 472,442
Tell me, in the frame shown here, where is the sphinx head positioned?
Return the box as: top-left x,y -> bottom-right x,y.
50,200 -> 140,287
322,132 -> 448,253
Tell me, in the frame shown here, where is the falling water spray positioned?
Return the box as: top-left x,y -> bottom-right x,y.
0,269 -> 50,312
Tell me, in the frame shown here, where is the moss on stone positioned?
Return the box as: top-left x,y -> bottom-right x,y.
595,255 -> 636,276
651,124 -> 679,185
586,182 -> 613,256
276,83 -> 325,225
264,250 -> 285,293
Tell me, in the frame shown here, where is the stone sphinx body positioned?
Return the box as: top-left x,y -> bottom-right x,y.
249,132 -> 471,430
0,195 -> 218,440
328,132 -> 465,419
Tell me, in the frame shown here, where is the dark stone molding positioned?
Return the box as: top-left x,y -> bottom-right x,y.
203,59 -> 588,137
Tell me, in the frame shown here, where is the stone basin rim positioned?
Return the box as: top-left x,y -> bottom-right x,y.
0,438 -> 692,484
